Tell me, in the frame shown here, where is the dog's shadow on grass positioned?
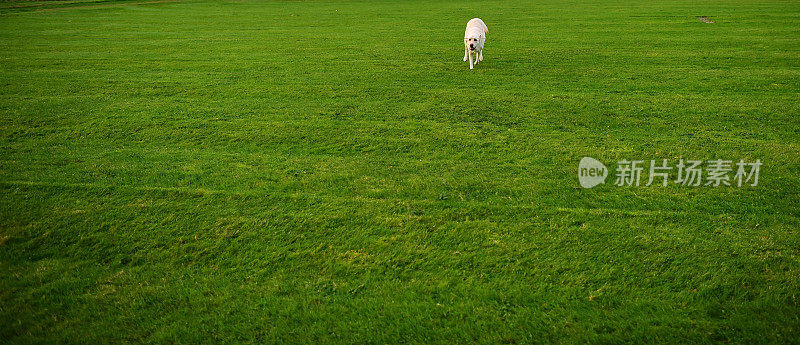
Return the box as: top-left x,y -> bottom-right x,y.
445,50 -> 548,74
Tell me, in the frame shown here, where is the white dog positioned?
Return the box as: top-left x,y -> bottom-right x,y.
463,18 -> 488,69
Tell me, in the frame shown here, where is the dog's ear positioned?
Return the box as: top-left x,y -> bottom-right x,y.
484,26 -> 489,34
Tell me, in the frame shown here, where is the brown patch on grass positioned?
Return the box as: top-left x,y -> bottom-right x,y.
697,16 -> 715,23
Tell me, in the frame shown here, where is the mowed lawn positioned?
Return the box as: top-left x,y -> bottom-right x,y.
1,0 -> 799,343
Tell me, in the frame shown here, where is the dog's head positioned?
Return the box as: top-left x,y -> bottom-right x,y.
465,37 -> 480,51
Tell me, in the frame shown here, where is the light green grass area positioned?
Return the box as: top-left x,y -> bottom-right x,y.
1,0 -> 799,343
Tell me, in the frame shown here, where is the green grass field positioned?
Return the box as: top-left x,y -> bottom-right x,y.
1,0 -> 799,343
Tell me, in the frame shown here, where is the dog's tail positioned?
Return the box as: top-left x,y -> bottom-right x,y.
469,18 -> 489,34
479,18 -> 488,33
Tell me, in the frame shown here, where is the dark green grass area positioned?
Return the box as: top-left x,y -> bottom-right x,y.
1,0 -> 799,343
0,0 -> 164,13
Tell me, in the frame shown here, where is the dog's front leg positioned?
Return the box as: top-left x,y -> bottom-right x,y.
464,46 -> 469,62
479,50 -> 483,61
468,51 -> 474,69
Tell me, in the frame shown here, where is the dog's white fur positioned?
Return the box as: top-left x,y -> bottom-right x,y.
463,18 -> 488,69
